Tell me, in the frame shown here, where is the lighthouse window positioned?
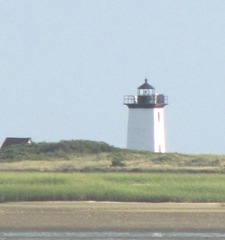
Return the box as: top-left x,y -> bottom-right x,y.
143,89 -> 148,95
158,112 -> 160,122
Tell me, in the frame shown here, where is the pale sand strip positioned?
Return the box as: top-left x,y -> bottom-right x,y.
0,202 -> 225,231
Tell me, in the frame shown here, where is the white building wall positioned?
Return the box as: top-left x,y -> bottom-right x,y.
127,108 -> 166,152
127,108 -> 155,151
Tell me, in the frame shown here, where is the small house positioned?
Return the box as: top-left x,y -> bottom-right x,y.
1,137 -> 32,149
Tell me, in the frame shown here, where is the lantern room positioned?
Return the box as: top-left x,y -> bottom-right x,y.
137,79 -> 155,96
124,79 -> 168,108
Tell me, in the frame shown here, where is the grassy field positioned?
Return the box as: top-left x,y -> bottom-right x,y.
0,140 -> 225,173
1,141 -> 225,203
1,172 -> 225,203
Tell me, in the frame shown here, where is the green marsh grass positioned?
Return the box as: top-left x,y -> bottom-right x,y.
0,172 -> 225,203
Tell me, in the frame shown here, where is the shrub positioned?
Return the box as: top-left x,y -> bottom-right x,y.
111,153 -> 126,167
0,140 -> 116,161
111,159 -> 126,167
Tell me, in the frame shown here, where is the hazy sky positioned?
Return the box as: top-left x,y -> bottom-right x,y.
1,0 -> 225,154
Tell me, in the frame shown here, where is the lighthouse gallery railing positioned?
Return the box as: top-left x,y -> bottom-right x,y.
124,94 -> 168,106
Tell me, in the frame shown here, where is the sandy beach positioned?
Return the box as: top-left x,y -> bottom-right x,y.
0,202 -> 225,232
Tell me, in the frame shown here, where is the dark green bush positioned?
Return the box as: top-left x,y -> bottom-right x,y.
111,153 -> 126,167
0,140 -> 116,161
111,159 -> 126,167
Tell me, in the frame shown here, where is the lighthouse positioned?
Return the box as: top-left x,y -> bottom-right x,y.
124,79 -> 168,152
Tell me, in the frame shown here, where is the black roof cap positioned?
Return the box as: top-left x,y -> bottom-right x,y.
138,79 -> 155,89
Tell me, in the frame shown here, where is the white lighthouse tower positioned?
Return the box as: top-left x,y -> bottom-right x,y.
124,79 -> 168,152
